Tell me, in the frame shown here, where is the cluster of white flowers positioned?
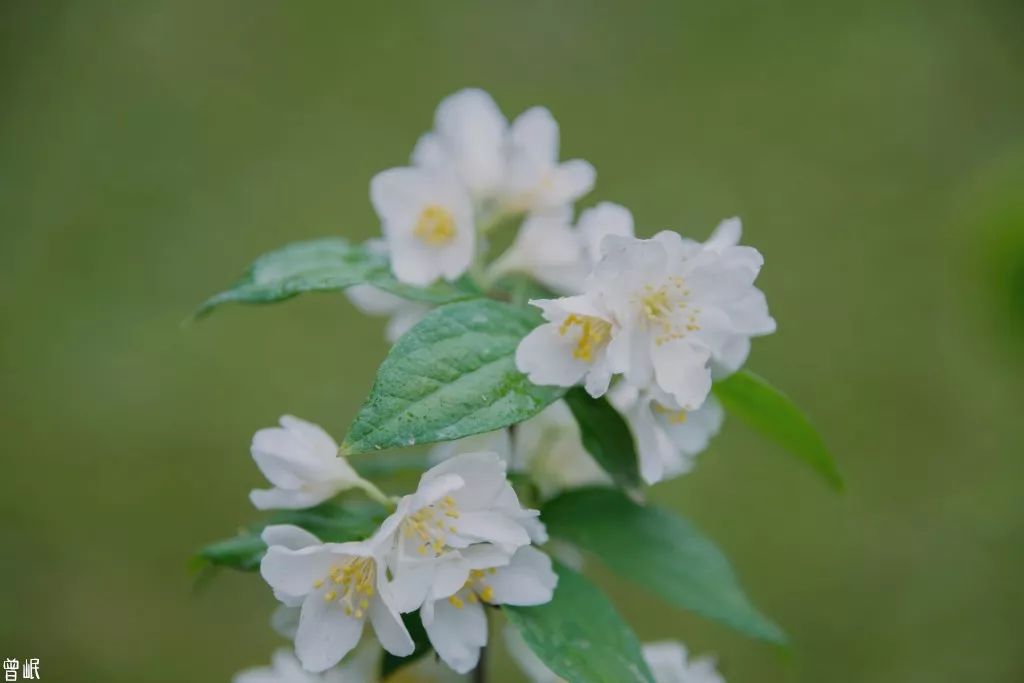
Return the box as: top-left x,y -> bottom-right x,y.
505,626 -> 725,683
248,415 -> 556,676
345,88 -> 774,487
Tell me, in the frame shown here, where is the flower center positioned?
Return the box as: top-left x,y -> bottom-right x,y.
402,495 -> 460,556
637,279 -> 700,345
314,556 -> 376,619
447,568 -> 498,609
414,205 -> 457,246
653,402 -> 688,424
558,314 -> 611,362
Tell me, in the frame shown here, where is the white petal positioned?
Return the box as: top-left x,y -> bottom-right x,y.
626,400 -> 679,485
486,546 -> 557,606
279,415 -> 339,460
704,217 -> 742,251
261,524 -> 321,551
578,202 -> 635,264
453,510 -> 531,549
294,591 -> 366,672
541,159 -> 596,208
642,641 -> 690,683
425,451 -> 508,512
250,487 -> 335,511
433,88 -> 508,196
510,106 -> 559,165
424,597 -> 488,674
388,558 -> 440,613
369,594 -> 415,656
650,341 -> 712,411
515,322 -> 590,388
411,132 -> 447,169
260,545 -> 335,600
345,284 -> 406,316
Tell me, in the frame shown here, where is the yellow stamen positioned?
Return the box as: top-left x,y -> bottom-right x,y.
413,205 -> 456,246
558,314 -> 611,362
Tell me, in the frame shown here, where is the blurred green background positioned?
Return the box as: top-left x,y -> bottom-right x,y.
2,1 -> 1024,681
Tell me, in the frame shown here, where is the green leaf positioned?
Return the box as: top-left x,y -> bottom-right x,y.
563,387 -> 642,490
194,502 -> 384,572
196,237 -> 474,317
505,561 -> 654,683
380,612 -> 432,679
712,369 -> 842,490
341,298 -> 563,454
542,488 -> 787,645
351,451 -> 431,479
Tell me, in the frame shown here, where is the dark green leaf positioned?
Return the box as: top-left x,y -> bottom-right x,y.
196,238 -> 473,317
713,370 -> 842,490
563,387 -> 642,490
505,561 -> 654,683
542,487 -> 787,645
381,612 -> 433,679
193,502 -> 384,572
341,299 -> 563,454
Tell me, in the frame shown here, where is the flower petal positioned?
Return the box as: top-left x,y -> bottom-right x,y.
486,546 -> 557,606
424,597 -> 488,674
295,591 -> 365,672
369,594 -> 415,657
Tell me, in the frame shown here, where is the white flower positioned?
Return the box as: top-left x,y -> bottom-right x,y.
487,207 -> 588,294
375,451 -> 539,612
610,383 -> 724,485
259,525 -> 414,672
518,228 -> 773,409
233,639 -> 380,683
489,202 -> 635,296
370,167 -> 475,286
515,294 -> 617,398
503,107 -> 596,213
506,628 -> 724,683
692,217 -> 771,377
642,641 -> 725,683
426,401 -> 608,501
512,401 -> 610,499
412,88 -> 508,201
249,416 -> 362,511
422,546 -> 557,674
345,284 -> 430,343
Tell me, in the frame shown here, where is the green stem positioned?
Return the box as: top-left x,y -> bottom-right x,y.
356,479 -> 398,509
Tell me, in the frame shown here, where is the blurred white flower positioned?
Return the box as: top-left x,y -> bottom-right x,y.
374,452 -> 539,613
370,167 -> 475,286
609,383 -> 725,485
233,637 -> 381,683
249,416 -> 362,511
259,525 -> 414,672
512,400 -> 610,499
345,284 -> 430,343
502,107 -> 596,213
642,641 -> 725,683
412,88 -> 509,201
489,202 -> 635,296
422,546 -> 557,674
506,627 -> 724,683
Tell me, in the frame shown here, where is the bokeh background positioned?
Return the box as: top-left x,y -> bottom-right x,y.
3,1 -> 1024,681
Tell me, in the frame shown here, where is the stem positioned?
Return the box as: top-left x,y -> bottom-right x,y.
356,479 -> 398,509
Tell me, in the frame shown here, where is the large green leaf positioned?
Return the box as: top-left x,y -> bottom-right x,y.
542,488 -> 787,645
194,502 -> 384,572
505,562 -> 654,683
563,387 -> 642,490
341,299 -> 564,454
196,237 -> 473,317
713,370 -> 842,490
